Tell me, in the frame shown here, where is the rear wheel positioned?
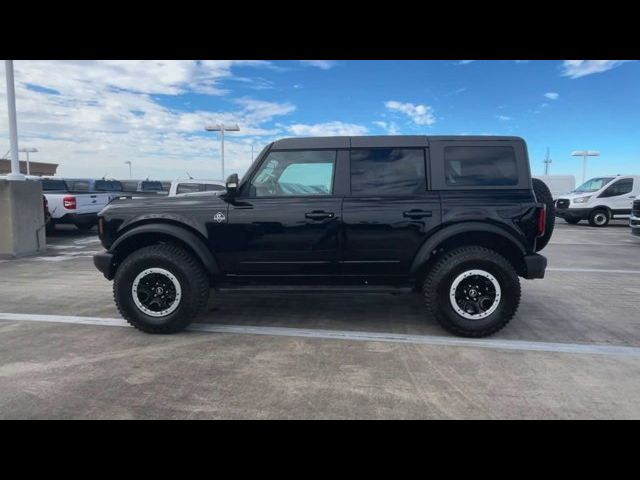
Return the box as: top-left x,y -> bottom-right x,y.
532,178 -> 555,251
114,244 -> 210,333
422,246 -> 521,337
588,209 -> 610,227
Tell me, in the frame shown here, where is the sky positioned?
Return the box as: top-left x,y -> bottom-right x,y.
0,60 -> 638,183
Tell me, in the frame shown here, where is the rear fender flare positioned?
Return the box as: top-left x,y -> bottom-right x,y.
410,222 -> 526,275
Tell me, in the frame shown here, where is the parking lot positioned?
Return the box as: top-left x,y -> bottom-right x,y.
1,220 -> 639,419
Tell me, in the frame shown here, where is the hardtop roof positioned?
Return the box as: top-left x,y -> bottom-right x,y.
271,135 -> 524,150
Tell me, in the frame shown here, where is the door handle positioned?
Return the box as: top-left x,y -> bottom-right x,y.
403,210 -> 432,219
305,211 -> 334,220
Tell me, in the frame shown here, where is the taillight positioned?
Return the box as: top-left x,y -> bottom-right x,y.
537,205 -> 546,237
98,217 -> 104,236
63,196 -> 76,210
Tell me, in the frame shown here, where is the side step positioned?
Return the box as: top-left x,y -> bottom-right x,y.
215,285 -> 414,294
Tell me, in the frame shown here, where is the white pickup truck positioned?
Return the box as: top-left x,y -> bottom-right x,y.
39,177 -> 112,233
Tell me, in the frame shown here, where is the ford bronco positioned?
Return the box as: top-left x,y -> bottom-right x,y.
94,136 -> 554,337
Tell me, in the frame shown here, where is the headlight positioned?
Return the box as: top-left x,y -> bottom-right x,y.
573,196 -> 591,204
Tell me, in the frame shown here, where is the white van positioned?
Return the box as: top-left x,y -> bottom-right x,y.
555,175 -> 640,227
533,175 -> 575,199
630,195 -> 640,237
168,179 -> 225,196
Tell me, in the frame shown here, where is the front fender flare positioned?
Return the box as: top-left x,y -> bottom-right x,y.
110,223 -> 220,275
410,222 -> 526,275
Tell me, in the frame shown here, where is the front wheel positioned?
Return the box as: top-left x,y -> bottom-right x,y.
422,246 -> 521,338
113,244 -> 210,333
588,209 -> 610,227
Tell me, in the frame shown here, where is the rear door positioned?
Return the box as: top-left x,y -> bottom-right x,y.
341,144 -> 441,276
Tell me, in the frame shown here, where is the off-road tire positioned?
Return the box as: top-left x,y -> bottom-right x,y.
532,178 -> 555,251
588,209 -> 610,227
113,244 -> 210,333
422,246 -> 521,338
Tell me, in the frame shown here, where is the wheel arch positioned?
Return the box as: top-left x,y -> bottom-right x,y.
410,222 -> 527,279
109,222 -> 220,277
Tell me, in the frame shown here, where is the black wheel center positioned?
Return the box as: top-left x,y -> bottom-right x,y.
136,273 -> 177,312
455,276 -> 497,314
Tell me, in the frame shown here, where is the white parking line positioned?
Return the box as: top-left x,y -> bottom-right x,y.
547,267 -> 640,274
1,312 -> 640,358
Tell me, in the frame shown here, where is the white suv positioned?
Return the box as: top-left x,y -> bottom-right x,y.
555,175 -> 640,227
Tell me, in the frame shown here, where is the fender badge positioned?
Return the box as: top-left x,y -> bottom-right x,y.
214,212 -> 226,223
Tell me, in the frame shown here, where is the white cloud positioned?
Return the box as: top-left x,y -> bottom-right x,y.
456,60 -> 475,65
385,101 -> 436,126
287,121 -> 368,137
0,60 -> 293,179
561,60 -> 631,79
497,115 -> 511,121
299,60 -> 338,70
544,92 -> 559,100
373,121 -> 400,135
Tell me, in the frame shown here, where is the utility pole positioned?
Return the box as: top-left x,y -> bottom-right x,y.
543,147 -> 552,176
205,124 -> 240,181
19,147 -> 38,176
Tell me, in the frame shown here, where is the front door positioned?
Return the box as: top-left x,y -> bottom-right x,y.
225,149 -> 342,277
598,177 -> 635,215
342,147 -> 441,277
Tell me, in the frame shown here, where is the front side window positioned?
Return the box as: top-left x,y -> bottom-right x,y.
350,148 -> 426,196
250,150 -> 336,197
600,178 -> 633,198
445,146 -> 518,186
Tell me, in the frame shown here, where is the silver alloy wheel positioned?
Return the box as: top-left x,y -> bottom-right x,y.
449,269 -> 502,320
131,268 -> 182,317
593,212 -> 608,226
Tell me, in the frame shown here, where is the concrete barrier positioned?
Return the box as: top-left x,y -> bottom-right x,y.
0,180 -> 46,257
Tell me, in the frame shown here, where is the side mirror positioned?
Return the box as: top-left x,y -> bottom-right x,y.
225,173 -> 239,196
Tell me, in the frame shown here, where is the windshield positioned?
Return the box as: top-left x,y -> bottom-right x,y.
575,177 -> 614,193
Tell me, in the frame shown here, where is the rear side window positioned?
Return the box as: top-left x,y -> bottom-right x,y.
445,146 -> 518,186
69,180 -> 90,191
176,183 -> 204,194
350,148 -> 426,196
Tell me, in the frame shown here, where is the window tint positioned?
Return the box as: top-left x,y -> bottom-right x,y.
205,184 -> 225,192
600,178 -> 633,198
250,150 -> 335,197
140,181 -> 163,191
95,180 -> 122,191
70,181 -> 90,191
176,183 -> 204,194
41,179 -> 68,191
350,148 -> 426,196
445,146 -> 518,186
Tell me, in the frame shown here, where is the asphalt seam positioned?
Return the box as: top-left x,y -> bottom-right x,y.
1,312 -> 640,358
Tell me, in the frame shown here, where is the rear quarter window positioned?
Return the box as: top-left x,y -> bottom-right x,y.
445,146 -> 518,186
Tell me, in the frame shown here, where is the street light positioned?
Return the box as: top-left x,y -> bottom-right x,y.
124,161 -> 132,179
205,123 -> 240,181
571,150 -> 600,184
4,60 -> 23,181
19,147 -> 38,175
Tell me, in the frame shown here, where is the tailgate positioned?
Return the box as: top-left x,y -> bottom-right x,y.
75,193 -> 111,213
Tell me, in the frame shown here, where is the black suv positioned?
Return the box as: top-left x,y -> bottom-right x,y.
94,136 -> 554,337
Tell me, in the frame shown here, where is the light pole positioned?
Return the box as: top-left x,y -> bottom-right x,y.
543,147 -> 551,176
19,147 -> 38,175
205,124 -> 240,181
4,60 -> 23,181
124,161 -> 132,179
571,150 -> 600,184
